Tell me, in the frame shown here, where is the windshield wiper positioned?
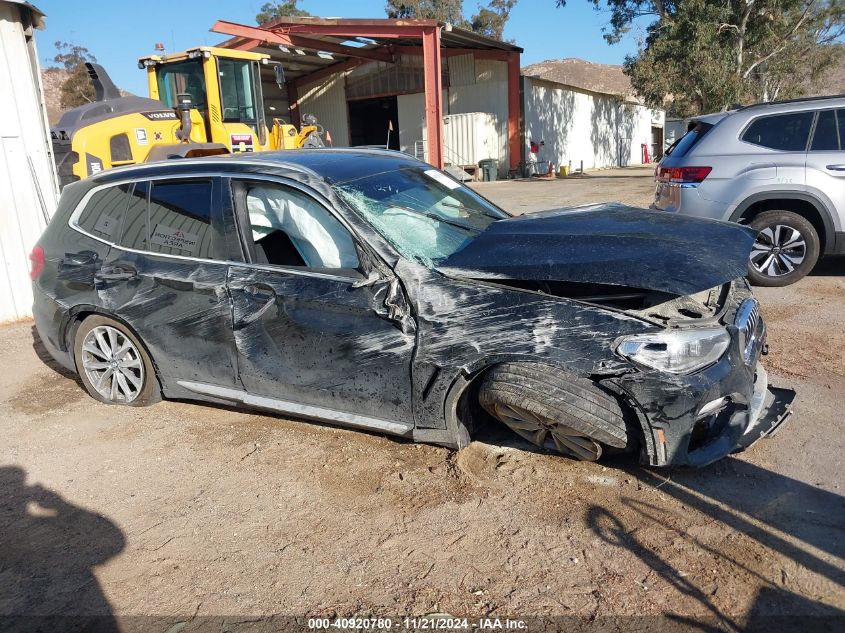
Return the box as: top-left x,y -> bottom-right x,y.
387,205 -> 480,233
440,201 -> 504,220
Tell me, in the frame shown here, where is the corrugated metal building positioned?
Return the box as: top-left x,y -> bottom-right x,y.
295,52 -> 512,172
216,18 -> 522,178
522,59 -> 665,172
0,0 -> 58,322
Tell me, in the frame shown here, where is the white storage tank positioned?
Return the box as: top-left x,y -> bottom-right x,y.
442,112 -> 499,169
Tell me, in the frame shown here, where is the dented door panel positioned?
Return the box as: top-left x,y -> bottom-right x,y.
96,252 -> 239,387
228,265 -> 416,423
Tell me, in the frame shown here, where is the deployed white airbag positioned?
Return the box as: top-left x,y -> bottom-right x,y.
247,186 -> 358,269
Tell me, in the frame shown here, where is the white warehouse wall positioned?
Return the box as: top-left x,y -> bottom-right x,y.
0,1 -> 58,322
523,77 -> 659,171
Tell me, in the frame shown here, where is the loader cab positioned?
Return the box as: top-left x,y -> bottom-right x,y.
141,47 -> 269,151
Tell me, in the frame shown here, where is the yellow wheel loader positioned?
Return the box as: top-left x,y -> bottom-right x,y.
51,47 -> 323,188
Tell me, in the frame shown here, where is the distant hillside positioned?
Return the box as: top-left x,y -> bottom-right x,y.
41,67 -> 70,125
41,67 -> 133,125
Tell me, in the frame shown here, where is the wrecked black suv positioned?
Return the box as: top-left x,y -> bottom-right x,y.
32,150 -> 794,467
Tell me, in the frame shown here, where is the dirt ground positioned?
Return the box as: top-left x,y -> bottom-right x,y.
2,167 -> 843,631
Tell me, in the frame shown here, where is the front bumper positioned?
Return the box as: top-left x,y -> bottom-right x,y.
733,366 -> 795,453
608,291 -> 796,467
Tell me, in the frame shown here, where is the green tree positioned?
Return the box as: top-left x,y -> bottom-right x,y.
557,0 -> 845,116
469,0 -> 517,40
256,0 -> 310,24
385,0 -> 466,23
52,41 -> 96,108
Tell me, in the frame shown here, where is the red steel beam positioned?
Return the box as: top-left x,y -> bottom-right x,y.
212,20 -> 394,63
422,27 -> 444,169
229,38 -> 263,51
274,24 -> 426,38
262,17 -> 439,29
507,51 -> 521,172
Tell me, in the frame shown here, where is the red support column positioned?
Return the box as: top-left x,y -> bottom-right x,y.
422,26 -> 444,169
288,82 -> 301,129
507,51 -> 521,174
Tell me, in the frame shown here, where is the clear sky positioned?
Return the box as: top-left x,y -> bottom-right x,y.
33,0 -> 646,96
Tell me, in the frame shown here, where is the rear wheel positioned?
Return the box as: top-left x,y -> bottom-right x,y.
747,210 -> 819,287
478,363 -> 630,461
73,315 -> 159,406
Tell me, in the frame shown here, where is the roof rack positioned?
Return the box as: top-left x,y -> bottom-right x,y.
737,94 -> 845,110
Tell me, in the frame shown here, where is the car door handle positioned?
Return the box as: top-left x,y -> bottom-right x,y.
243,283 -> 276,301
63,251 -> 98,266
96,265 -> 138,281
826,164 -> 845,171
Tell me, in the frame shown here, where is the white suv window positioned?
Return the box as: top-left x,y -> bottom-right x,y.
741,112 -> 814,151
810,109 -> 843,151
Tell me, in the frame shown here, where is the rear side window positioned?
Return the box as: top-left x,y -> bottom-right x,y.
742,112 -> 814,151
810,109 -> 842,151
665,123 -> 712,158
75,184 -> 132,241
147,180 -> 216,259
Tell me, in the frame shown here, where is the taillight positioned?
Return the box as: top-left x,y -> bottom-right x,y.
29,245 -> 45,281
657,166 -> 712,184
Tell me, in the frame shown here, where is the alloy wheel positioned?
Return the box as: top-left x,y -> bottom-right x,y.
750,224 -> 807,277
492,402 -> 602,461
80,325 -> 145,403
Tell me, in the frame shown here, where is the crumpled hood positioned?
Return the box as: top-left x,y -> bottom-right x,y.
438,203 -> 756,296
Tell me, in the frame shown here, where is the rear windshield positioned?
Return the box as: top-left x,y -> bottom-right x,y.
666,122 -> 713,157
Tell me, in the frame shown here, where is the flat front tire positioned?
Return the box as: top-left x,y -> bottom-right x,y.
479,363 -> 631,461
747,210 -> 819,287
73,315 -> 159,406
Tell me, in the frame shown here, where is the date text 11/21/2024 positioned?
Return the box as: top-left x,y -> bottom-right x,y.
307,617 -> 528,630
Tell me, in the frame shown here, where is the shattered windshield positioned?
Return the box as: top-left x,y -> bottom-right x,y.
333,166 -> 508,267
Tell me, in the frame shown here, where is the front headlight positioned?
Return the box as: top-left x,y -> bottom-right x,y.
616,327 -> 731,374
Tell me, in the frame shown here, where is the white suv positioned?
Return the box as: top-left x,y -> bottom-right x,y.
654,95 -> 845,286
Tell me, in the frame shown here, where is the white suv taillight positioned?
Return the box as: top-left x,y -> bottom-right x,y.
657,166 -> 712,184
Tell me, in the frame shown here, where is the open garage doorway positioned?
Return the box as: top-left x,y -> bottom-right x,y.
348,96 -> 400,150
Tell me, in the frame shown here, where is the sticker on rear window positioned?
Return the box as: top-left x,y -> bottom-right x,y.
151,223 -> 199,252
424,169 -> 461,190
93,213 -> 120,238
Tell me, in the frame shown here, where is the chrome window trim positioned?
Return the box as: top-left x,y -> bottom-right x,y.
67,172 -> 363,285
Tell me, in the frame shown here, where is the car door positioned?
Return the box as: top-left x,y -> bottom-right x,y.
99,177 -> 241,388
225,177 -> 416,427
806,109 -> 845,223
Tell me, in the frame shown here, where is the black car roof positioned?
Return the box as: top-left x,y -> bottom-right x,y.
88,148 -> 426,187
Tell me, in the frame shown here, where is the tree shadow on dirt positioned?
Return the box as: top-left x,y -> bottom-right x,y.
587,457 -> 845,631
0,465 -> 124,633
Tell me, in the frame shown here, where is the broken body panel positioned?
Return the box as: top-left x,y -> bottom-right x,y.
32,150 -> 794,468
